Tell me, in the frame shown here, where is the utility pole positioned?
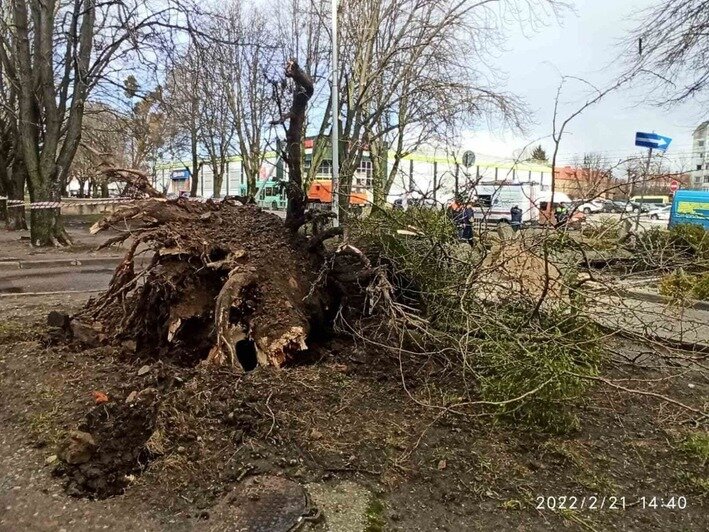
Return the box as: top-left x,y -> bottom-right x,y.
331,0 -> 340,227
454,164 -> 459,199
634,147 -> 653,232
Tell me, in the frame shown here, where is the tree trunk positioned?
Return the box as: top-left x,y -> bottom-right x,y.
246,169 -> 257,198
0,179 -> 6,224
7,194 -> 27,231
30,207 -> 66,246
370,140 -> 389,207
6,159 -> 27,230
189,94 -> 200,197
77,178 -> 87,198
283,60 -> 314,231
190,157 -> 199,197
213,167 -> 225,199
101,181 -> 109,198
27,168 -> 70,246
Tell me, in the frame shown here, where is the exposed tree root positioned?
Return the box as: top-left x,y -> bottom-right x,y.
75,199 -> 320,369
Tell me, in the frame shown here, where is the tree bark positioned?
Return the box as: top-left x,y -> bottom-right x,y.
189,87 -> 200,197
29,207 -> 65,245
211,159 -> 227,198
282,60 -> 314,231
27,170 -> 69,246
246,169 -> 257,198
6,159 -> 27,230
77,177 -> 87,198
0,168 -> 7,224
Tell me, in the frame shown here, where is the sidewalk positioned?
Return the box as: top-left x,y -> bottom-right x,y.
0,216 -> 128,264
0,220 -> 141,295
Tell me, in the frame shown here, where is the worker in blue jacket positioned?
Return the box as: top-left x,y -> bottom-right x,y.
510,205 -> 523,231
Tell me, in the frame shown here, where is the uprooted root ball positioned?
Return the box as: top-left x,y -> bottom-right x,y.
74,199 -> 322,369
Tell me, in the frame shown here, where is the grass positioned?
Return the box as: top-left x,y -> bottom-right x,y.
364,495 -> 386,532
0,321 -> 39,345
539,440 -> 618,495
675,471 -> 709,496
678,431 -> 709,467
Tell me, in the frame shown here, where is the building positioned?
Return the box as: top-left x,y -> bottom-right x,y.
691,121 -> 709,190
553,166 -> 613,199
153,143 -> 555,205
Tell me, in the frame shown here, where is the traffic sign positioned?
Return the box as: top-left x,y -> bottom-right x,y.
670,180 -> 679,192
462,150 -> 476,168
635,132 -> 672,151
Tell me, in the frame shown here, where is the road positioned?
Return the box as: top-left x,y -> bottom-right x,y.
593,293 -> 709,345
0,265 -> 116,295
587,212 -> 669,231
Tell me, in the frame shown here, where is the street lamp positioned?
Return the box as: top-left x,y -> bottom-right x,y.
331,0 -> 340,227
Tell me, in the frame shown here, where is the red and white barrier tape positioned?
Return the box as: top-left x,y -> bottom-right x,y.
0,196 -> 240,210
0,197 -> 134,209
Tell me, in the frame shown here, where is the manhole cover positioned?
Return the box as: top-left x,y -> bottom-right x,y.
208,475 -> 309,531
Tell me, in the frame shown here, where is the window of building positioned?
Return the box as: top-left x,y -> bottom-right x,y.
354,160 -> 373,187
705,176 -> 709,183
698,164 -> 703,171
316,160 -> 332,177
699,140 -> 705,147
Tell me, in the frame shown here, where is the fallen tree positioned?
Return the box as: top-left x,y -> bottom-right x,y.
74,198 -> 323,369
70,60 -> 337,370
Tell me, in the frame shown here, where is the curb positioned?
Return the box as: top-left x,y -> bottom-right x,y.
0,289 -> 103,298
0,256 -> 125,271
619,289 -> 709,312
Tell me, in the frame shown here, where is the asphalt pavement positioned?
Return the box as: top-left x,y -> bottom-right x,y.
0,266 -> 116,295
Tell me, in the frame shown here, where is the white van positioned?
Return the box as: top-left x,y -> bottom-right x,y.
471,182 -> 576,225
471,182 -> 538,223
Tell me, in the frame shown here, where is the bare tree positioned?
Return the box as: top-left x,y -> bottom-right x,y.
0,53 -> 27,230
122,85 -> 167,173
162,48 -> 204,197
219,3 -> 278,198
275,0 -> 561,215
626,0 -> 709,107
187,30 -> 236,200
0,0 -> 206,245
565,153 -> 614,199
274,60 -> 314,230
68,104 -> 129,198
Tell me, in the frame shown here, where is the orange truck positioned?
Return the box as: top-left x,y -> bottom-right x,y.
307,180 -> 368,208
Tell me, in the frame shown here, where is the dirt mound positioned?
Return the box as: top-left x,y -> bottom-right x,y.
207,475 -> 310,531
55,389 -> 160,498
75,199 -> 322,369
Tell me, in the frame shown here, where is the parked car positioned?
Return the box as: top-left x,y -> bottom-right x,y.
645,205 -> 671,221
602,200 -> 632,213
628,201 -> 650,213
575,199 -> 604,214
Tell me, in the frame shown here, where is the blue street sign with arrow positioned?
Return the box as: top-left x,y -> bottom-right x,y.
635,132 -> 672,151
